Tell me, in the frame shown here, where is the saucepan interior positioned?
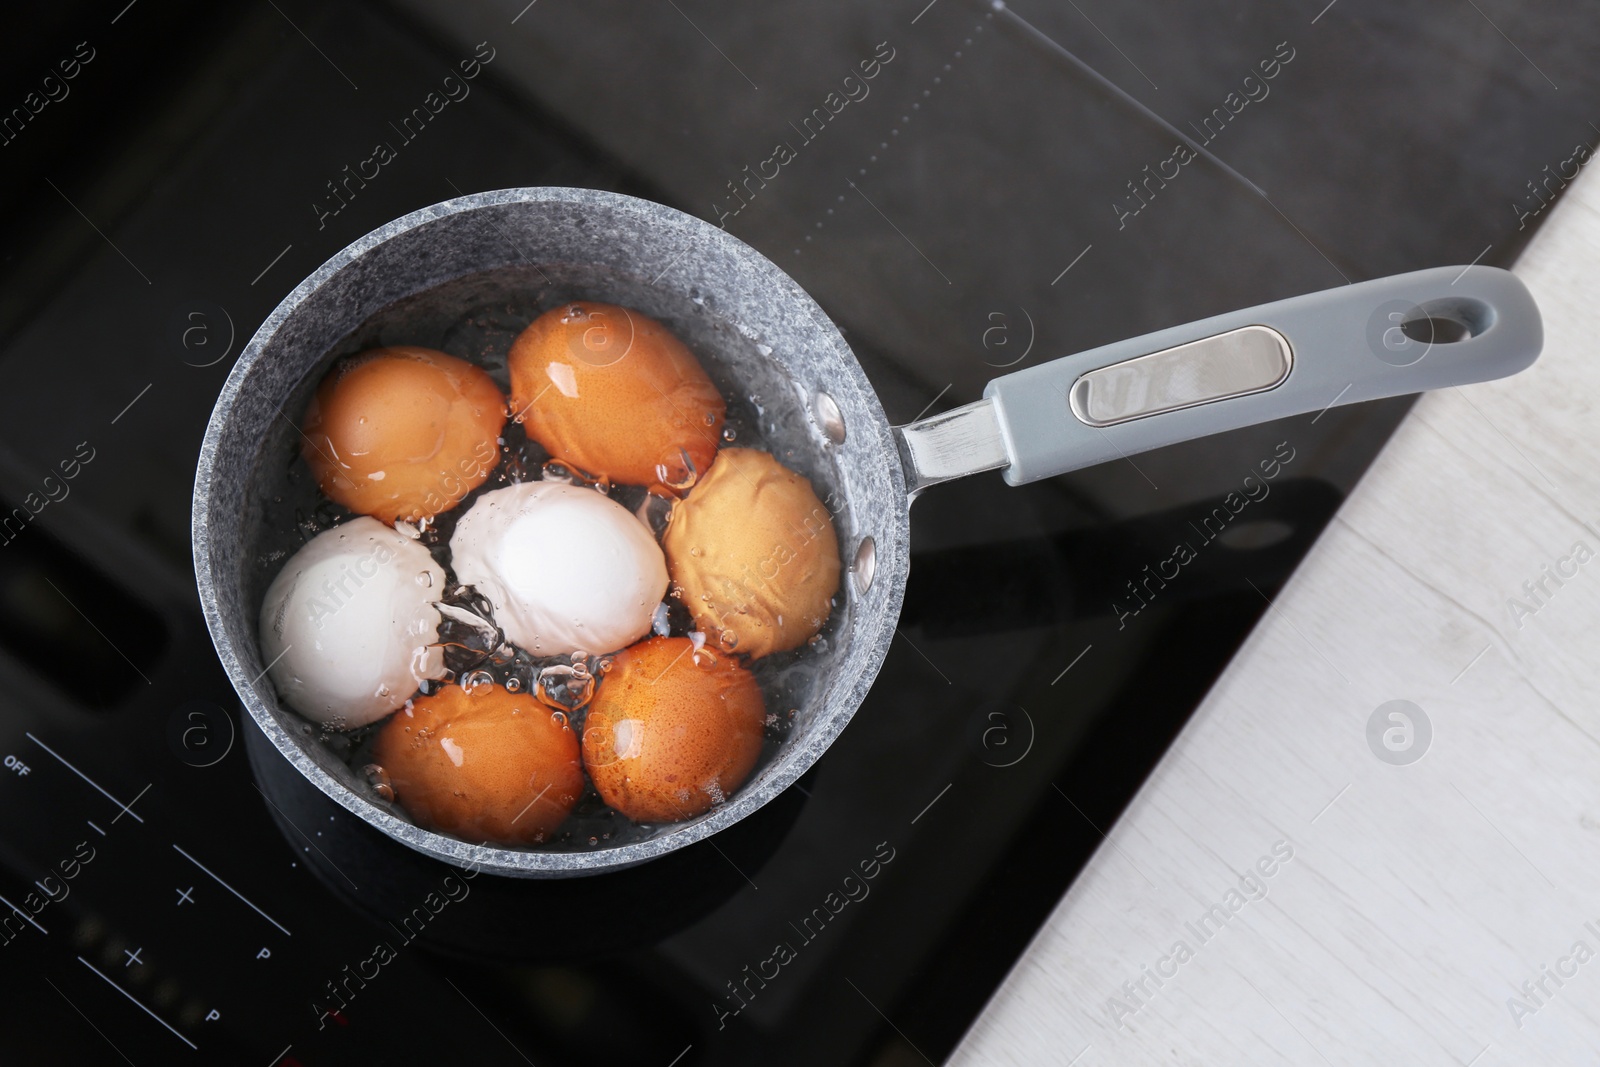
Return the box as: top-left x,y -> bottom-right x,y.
193,188 -> 910,876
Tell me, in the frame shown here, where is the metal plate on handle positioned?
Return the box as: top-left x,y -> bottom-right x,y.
1068,325 -> 1293,427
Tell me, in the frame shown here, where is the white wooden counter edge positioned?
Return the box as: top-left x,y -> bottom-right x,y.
950,170 -> 1600,1067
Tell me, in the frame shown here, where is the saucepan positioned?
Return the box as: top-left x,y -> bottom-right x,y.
193,187 -> 1541,877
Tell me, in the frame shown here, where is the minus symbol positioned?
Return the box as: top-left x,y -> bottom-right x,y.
87,820 -> 106,836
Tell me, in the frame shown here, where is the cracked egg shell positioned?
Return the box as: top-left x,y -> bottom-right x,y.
662,448 -> 840,660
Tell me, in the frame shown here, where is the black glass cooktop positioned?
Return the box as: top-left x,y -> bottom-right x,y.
1,1 -> 1594,1064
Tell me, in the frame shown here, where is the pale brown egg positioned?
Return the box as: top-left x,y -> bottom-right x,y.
508,302 -> 724,492
582,637 -> 765,823
372,683 -> 583,845
662,448 -> 841,660
303,346 -> 506,524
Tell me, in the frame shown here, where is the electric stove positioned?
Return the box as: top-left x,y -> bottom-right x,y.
0,1 -> 1594,1063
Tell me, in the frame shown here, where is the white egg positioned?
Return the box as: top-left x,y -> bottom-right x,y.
258,516 -> 446,728
450,481 -> 668,656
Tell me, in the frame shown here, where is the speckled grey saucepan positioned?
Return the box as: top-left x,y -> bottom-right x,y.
193,188 -> 1542,877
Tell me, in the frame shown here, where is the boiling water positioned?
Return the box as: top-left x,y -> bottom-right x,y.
246,265 -> 850,852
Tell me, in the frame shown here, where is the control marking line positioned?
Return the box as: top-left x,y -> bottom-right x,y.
0,891 -> 47,934
25,733 -> 145,822
78,955 -> 197,1049
172,844 -> 292,936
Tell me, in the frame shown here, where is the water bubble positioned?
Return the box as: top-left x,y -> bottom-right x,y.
504,676 -> 523,693
416,571 -> 433,587
722,427 -> 737,442
462,669 -> 495,694
656,447 -> 699,491
652,603 -> 672,637
542,461 -> 575,485
362,763 -> 396,802
536,664 -> 596,711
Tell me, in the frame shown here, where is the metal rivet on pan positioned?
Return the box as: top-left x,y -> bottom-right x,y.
852,536 -> 876,595
815,390 -> 846,444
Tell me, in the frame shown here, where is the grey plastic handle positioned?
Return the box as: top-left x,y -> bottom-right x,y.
980,265 -> 1541,486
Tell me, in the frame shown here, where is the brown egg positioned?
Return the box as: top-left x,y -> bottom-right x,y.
582,637 -> 765,823
372,683 -> 583,845
508,302 -> 724,491
662,448 -> 841,660
303,346 -> 506,524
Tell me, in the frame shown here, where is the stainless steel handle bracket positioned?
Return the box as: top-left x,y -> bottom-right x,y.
893,398 -> 1010,497
1067,325 -> 1293,427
